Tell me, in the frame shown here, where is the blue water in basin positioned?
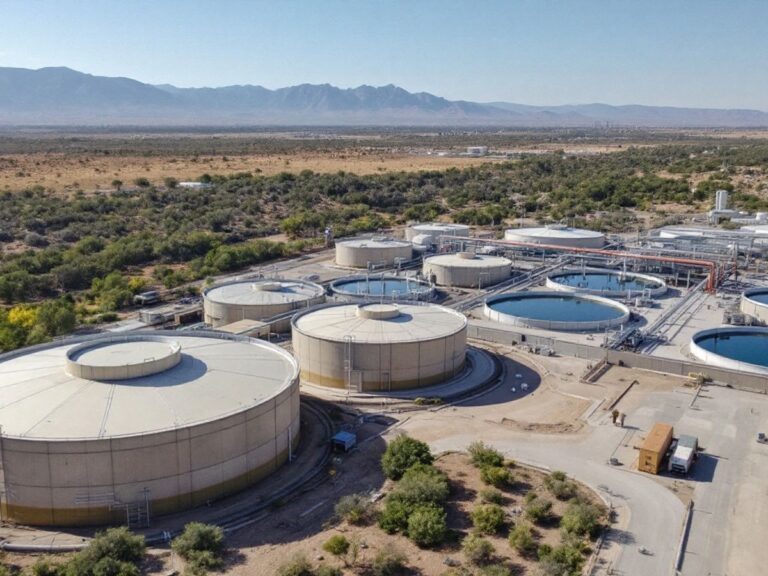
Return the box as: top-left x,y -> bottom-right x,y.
695,331 -> 768,368
553,272 -> 659,292
333,277 -> 431,297
489,294 -> 625,322
746,291 -> 768,305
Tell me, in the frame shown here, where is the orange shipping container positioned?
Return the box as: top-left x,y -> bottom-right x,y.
638,422 -> 673,474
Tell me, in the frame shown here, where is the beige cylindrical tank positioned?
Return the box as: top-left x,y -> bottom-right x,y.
203,279 -> 325,328
423,252 -> 511,288
292,303 -> 467,392
335,238 -> 413,268
0,332 -> 299,527
405,223 -> 471,244
504,225 -> 605,248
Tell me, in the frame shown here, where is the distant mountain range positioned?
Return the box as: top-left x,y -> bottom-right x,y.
0,66 -> 766,127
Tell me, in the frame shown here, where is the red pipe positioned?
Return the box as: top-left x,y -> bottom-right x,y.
448,237 -> 720,293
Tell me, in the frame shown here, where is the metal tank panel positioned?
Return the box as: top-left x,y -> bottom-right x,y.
291,303 -> 467,391
0,332 -> 299,526
203,279 -> 325,328
423,253 -> 512,288
335,238 -> 413,268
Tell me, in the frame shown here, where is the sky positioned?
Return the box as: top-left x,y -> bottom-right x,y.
1,0 -> 767,110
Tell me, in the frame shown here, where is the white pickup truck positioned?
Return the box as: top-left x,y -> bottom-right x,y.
668,434 -> 698,475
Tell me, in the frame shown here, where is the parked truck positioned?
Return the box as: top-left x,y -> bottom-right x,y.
668,434 -> 698,475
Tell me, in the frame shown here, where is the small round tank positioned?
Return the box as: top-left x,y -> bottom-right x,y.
423,252 -> 511,288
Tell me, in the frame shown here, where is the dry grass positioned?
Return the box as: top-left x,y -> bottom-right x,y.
0,150 -> 493,193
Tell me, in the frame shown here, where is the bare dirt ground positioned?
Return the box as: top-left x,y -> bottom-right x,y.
0,151 -> 493,193
219,452 -> 603,576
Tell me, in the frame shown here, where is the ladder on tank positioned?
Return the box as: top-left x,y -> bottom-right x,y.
343,335 -> 361,393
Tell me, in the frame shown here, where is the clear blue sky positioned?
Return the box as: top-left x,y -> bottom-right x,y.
1,0 -> 767,109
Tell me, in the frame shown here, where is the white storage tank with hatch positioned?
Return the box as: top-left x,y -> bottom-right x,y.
504,225 -> 605,248
0,332 -> 299,526
335,237 -> 413,268
405,223 -> 471,246
423,252 -> 512,288
291,302 -> 467,392
203,279 -> 325,328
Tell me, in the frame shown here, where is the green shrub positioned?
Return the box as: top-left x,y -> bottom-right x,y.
378,497 -> 412,534
544,471 -> 578,501
471,504 -> 506,535
391,463 -> 449,506
537,543 -> 553,560
172,522 -> 225,574
560,501 -> 602,538
467,441 -> 504,468
322,534 -> 350,557
524,496 -> 553,524
462,533 -> 495,565
480,566 -> 511,576
276,553 -> 314,576
334,493 -> 372,524
371,545 -> 408,576
537,543 -> 585,576
407,504 -> 448,547
67,527 -> 146,576
315,566 -> 342,576
508,522 -> 536,555
479,488 -> 503,505
479,465 -> 512,488
31,558 -> 65,576
381,434 -> 433,480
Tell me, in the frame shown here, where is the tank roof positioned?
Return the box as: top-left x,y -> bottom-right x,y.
0,333 -> 297,440
292,302 -> 466,343
337,238 -> 412,248
425,253 -> 511,267
505,226 -> 604,239
410,223 -> 470,232
203,279 -> 324,305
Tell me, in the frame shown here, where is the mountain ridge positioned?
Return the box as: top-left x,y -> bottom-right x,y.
1,66 -> 766,127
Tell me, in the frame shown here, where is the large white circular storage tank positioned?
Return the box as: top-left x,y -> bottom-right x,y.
203,279 -> 326,328
504,225 -> 605,248
335,238 -> 413,268
423,252 -> 512,288
0,332 -> 299,527
405,223 -> 471,245
292,303 -> 467,392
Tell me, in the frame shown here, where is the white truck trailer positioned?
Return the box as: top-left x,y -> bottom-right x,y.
669,434 -> 698,475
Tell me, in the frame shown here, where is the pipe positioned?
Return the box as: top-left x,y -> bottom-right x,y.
446,236 -> 721,293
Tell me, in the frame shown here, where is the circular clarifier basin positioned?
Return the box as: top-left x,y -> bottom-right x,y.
690,327 -> 768,375
484,291 -> 630,331
546,269 -> 666,297
330,275 -> 434,301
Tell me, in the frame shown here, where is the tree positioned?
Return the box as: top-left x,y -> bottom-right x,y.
381,434 -> 433,480
462,533 -> 495,565
560,501 -> 602,538
508,522 -> 536,555
406,504 -> 447,547
471,504 -> 506,535
164,177 -> 179,189
172,522 -> 225,575
111,180 -> 123,191
524,496 -> 553,524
